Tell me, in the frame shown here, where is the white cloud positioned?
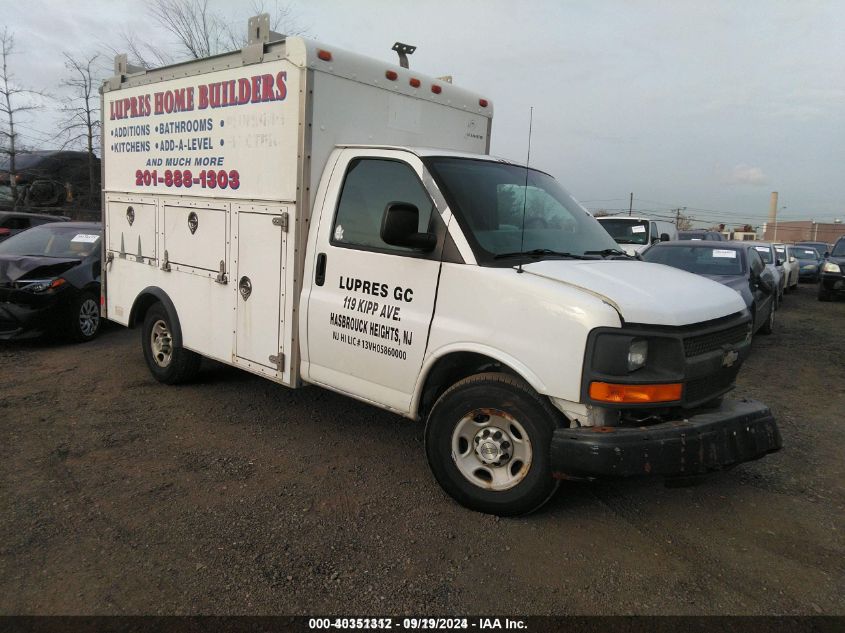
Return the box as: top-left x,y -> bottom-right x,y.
727,164 -> 767,186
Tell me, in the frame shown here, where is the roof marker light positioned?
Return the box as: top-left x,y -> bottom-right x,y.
479,98 -> 489,107
317,49 -> 332,62
385,70 -> 398,81
431,84 -> 442,94
409,78 -> 421,88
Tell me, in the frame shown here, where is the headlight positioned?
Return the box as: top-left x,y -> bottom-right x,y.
822,262 -> 841,274
627,339 -> 648,372
16,278 -> 66,293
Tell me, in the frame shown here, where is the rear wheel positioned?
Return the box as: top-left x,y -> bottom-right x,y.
425,373 -> 561,516
68,292 -> 101,342
141,302 -> 201,384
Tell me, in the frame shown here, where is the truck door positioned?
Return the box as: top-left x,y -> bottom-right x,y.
234,204 -> 287,374
304,149 -> 443,413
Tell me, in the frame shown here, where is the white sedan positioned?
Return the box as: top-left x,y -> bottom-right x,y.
774,243 -> 800,292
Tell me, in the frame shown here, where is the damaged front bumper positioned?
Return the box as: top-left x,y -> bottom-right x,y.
550,398 -> 781,479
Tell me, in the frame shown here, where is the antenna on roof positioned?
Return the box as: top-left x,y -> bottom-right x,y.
392,42 -> 416,69
517,107 -> 534,274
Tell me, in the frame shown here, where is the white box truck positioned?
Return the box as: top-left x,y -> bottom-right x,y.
101,16 -> 780,515
596,215 -> 678,256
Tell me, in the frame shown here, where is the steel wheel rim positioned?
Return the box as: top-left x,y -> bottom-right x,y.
150,319 -> 173,367
78,298 -> 100,337
451,409 -> 533,491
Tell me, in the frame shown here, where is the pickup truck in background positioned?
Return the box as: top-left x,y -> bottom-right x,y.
101,15 -> 781,515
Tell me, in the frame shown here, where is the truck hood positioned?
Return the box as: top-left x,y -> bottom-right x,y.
619,243 -> 648,256
522,260 -> 747,326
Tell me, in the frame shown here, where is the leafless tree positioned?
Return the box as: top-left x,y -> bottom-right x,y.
58,52 -> 101,206
0,28 -> 47,207
119,0 -> 307,69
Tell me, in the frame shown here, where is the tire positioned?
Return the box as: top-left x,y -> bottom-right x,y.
425,372 -> 561,516
141,302 -> 201,384
68,291 -> 102,342
760,301 -> 775,335
818,286 -> 833,302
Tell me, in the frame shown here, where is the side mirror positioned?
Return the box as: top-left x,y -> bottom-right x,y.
660,233 -> 671,242
824,251 -> 830,258
775,258 -> 783,266
757,274 -> 773,293
380,202 -> 436,251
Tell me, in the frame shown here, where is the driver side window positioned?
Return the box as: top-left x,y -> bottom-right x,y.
332,159 -> 434,252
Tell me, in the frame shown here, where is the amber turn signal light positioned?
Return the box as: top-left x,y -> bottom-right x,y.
589,382 -> 682,403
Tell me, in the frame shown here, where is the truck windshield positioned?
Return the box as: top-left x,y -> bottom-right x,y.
424,157 -> 620,264
793,248 -> 820,260
597,218 -> 650,245
752,246 -> 773,264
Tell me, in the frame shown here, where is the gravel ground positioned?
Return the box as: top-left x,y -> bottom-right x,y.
1,285 -> 843,615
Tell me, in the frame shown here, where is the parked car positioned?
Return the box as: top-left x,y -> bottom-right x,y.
795,241 -> 831,258
641,241 -> 776,335
0,150 -> 100,209
677,230 -> 724,241
750,242 -> 785,307
818,236 -> 845,301
595,216 -> 678,256
790,245 -> 823,283
0,211 -> 69,242
0,222 -> 102,341
773,243 -> 799,292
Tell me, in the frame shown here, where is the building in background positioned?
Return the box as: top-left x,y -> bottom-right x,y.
762,221 -> 843,244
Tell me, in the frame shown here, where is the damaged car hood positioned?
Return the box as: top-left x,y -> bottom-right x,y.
0,255 -> 81,285
522,259 -> 747,326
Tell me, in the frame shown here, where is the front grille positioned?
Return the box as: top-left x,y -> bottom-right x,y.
685,366 -> 740,404
683,323 -> 749,358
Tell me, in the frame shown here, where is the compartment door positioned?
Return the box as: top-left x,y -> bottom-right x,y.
235,210 -> 286,371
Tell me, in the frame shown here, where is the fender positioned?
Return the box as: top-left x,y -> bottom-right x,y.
411,342 -> 550,418
128,287 -> 183,348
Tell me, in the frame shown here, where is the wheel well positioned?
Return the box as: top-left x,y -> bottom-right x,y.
127,288 -> 182,347
418,352 -> 520,420
128,293 -> 160,329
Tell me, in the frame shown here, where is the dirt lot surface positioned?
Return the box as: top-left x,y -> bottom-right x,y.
1,287 -> 843,616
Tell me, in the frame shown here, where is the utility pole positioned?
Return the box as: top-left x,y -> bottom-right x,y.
673,207 -> 686,228
628,192 -> 633,216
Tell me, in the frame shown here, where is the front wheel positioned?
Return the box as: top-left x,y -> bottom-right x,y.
141,302 -> 202,384
68,292 -> 101,342
425,373 -> 561,516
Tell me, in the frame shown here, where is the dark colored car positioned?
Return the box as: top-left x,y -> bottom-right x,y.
0,211 -> 70,242
0,222 -> 102,341
641,241 -> 776,335
795,241 -> 831,258
677,230 -> 725,241
790,245 -> 823,282
0,150 -> 100,209
818,236 -> 845,301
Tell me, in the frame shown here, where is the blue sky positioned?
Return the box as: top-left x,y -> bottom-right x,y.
5,0 -> 845,228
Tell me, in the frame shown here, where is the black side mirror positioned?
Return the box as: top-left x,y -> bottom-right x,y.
660,233 -> 671,242
775,258 -> 783,266
380,202 -> 437,251
824,251 -> 830,258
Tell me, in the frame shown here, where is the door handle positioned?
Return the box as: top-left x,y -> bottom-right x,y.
239,276 -> 252,300
315,252 -> 327,286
